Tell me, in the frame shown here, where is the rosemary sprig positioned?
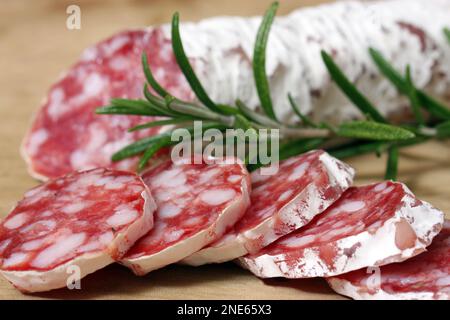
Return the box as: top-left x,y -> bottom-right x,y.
112,122 -> 226,161
96,2 -> 450,175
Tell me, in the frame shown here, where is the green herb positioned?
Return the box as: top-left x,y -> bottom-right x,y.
253,2 -> 279,120
138,136 -> 173,171
96,105 -> 157,116
385,146 -> 399,180
235,99 -> 279,127
416,92 -> 450,120
369,48 -> 408,94
436,120 -> 450,138
444,28 -> 450,44
142,53 -> 170,98
288,93 -> 317,128
128,118 -> 192,132
337,121 -> 414,141
321,50 -> 387,123
329,141 -> 388,159
96,99 -> 161,116
171,13 -> 235,116
112,132 -> 173,161
96,2 -> 450,174
404,65 -> 424,125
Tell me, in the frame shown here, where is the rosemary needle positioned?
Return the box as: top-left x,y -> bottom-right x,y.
444,28 -> 450,44
253,2 -> 279,121
321,50 -> 387,123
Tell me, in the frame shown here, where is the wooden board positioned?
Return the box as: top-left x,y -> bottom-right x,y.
0,0 -> 448,300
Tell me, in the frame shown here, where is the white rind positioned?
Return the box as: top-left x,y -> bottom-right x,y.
327,277 -> 449,300
0,251 -> 113,294
238,183 -> 444,278
121,171 -> 251,275
182,153 -> 355,266
180,236 -> 247,267
165,0 -> 450,124
20,129 -> 51,182
0,188 -> 156,293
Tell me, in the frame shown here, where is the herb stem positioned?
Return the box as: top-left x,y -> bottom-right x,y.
279,127 -> 331,139
385,146 -> 399,180
235,99 -> 279,127
405,65 -> 425,125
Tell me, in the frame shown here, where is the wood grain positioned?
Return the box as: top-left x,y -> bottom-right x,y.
0,0 -> 448,300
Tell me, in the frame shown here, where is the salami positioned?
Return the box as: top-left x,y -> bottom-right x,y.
120,156 -> 251,275
0,168 -> 156,292
23,0 -> 450,180
327,220 -> 450,300
182,150 -> 355,266
239,181 -> 444,279
21,30 -> 190,180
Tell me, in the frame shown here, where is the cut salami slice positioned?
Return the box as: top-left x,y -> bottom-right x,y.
0,168 -> 156,292
121,156 -> 251,275
23,0 -> 450,180
182,150 -> 355,266
239,181 -> 444,279
327,220 -> 450,300
21,29 -> 191,180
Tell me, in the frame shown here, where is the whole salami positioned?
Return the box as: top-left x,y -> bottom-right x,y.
0,168 -> 156,292
22,0 -> 450,180
182,150 -> 354,266
121,156 -> 251,275
238,181 -> 444,279
327,220 -> 450,300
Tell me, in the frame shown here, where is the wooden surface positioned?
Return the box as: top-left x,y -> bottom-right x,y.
0,0 -> 449,300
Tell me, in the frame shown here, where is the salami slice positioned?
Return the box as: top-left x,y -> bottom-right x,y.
0,168 -> 156,292
239,181 -> 444,279
21,29 -> 191,180
182,150 -> 355,266
327,220 -> 450,300
120,156 -> 251,275
23,0 -> 450,180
